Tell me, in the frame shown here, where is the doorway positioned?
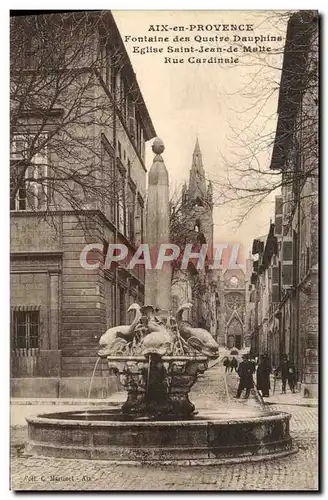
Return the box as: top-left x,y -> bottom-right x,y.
235,335 -> 242,350
227,335 -> 234,349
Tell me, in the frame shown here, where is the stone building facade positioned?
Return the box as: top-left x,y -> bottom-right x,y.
250,11 -> 319,396
250,229 -> 279,365
10,12 -> 156,396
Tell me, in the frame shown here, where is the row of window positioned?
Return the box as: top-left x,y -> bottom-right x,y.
10,134 -> 144,246
10,134 -> 49,211
252,238 -> 311,308
101,142 -> 144,245
99,42 -> 145,161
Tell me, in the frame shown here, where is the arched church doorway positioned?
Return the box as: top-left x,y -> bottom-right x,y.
227,318 -> 243,350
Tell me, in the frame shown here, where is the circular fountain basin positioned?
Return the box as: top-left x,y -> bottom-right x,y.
26,406 -> 296,465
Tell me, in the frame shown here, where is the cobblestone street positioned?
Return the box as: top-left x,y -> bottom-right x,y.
10,365 -> 318,491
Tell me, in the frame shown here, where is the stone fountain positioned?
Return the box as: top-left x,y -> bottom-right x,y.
99,304 -> 214,419
26,139 -> 296,464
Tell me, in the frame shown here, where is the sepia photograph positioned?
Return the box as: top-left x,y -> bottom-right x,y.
9,8 -> 319,491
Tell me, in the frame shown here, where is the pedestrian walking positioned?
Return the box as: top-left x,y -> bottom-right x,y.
250,356 -> 257,371
223,357 -> 230,373
275,354 -> 296,394
230,357 -> 238,372
235,353 -> 255,399
256,354 -> 272,397
287,359 -> 297,393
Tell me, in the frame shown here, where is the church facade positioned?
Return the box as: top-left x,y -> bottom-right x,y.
218,267 -> 252,350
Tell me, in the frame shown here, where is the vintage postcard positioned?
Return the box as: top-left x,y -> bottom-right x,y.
10,9 -> 319,491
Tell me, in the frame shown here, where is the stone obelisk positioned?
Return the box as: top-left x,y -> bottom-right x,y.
145,138 -> 171,313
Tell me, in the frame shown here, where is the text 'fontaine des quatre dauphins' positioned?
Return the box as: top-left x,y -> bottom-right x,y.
124,23 -> 283,64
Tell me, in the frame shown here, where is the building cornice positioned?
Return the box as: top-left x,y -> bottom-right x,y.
10,209 -> 144,260
11,251 -> 63,260
13,108 -> 65,119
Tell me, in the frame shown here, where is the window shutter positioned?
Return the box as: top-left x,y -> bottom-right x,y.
129,116 -> 136,137
272,265 -> 279,302
251,273 -> 257,285
283,238 -> 293,261
282,237 -> 293,287
252,239 -> 260,254
274,195 -> 283,237
306,246 -> 310,272
292,230 -> 298,286
252,239 -> 264,255
272,265 -> 279,284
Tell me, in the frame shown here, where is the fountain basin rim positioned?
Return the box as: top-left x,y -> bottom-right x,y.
26,410 -> 292,427
106,355 -> 208,361
23,448 -> 299,466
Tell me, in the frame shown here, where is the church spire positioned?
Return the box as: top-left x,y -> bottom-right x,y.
194,137 -> 201,156
188,138 -> 207,201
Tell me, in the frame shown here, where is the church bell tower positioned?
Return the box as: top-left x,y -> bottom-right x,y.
186,138 -> 214,258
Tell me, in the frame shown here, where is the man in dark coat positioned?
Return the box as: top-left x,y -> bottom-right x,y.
223,357 -> 230,373
288,360 -> 297,393
256,354 -> 272,397
250,356 -> 257,372
230,357 -> 238,372
275,354 -> 296,394
235,354 -> 255,399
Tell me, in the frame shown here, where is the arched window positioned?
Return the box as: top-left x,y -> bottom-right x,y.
194,197 -> 204,208
194,219 -> 201,233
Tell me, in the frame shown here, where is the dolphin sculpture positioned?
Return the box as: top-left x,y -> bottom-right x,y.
139,305 -> 173,356
140,330 -> 173,357
176,302 -> 219,359
98,303 -> 142,357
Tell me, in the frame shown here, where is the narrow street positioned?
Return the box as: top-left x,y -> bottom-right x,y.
10,364 -> 318,491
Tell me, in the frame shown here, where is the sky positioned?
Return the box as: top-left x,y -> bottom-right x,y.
113,10 -> 289,254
